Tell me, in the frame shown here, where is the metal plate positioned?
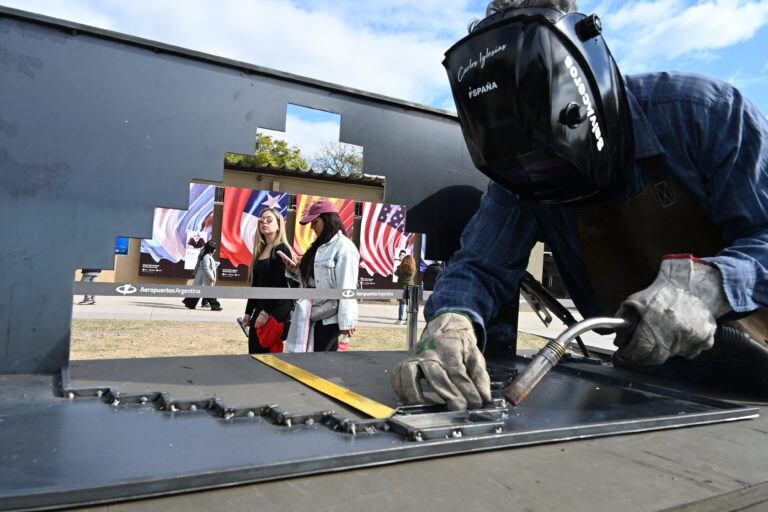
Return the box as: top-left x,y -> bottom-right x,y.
0,353 -> 758,511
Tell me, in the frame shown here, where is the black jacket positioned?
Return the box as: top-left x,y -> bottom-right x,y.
245,242 -> 293,324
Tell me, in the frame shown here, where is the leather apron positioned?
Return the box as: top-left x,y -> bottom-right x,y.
575,156 -> 768,390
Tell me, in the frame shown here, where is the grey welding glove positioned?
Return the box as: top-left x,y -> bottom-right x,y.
391,312 -> 492,411
614,256 -> 731,366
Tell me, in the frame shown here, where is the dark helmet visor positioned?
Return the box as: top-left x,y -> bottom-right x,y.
443,7 -> 633,206
491,149 -> 605,204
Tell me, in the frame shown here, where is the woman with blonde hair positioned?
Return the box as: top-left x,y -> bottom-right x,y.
241,207 -> 293,354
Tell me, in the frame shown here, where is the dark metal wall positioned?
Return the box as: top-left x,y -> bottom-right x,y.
0,7 -> 486,374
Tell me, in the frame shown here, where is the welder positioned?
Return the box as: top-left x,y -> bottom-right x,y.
392,0 -> 768,410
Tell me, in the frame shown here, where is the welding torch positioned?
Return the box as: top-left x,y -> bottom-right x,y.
503,315 -> 768,406
503,316 -> 631,406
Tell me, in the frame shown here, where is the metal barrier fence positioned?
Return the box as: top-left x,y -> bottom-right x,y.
73,282 -> 427,349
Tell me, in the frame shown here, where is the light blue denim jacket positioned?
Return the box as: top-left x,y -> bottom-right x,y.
312,231 -> 359,330
288,231 -> 360,330
426,72 -> 768,344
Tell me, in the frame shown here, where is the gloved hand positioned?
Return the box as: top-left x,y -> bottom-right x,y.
614,255 -> 731,366
391,312 -> 492,411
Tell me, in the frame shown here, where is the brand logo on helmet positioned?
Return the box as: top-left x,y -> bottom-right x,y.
468,82 -> 499,99
564,56 -> 605,152
457,44 -> 508,83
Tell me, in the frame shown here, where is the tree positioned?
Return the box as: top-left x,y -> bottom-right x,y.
311,142 -> 364,177
225,133 -> 309,170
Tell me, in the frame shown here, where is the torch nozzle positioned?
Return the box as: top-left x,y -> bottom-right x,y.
503,317 -> 633,406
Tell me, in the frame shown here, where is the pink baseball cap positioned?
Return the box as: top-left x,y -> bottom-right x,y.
300,199 -> 338,224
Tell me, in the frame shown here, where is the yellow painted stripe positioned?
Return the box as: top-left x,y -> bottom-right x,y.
252,354 -> 396,418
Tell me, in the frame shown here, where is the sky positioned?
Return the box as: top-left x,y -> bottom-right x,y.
3,0 -> 768,155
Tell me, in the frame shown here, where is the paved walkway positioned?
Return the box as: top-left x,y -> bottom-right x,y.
71,296 -> 616,353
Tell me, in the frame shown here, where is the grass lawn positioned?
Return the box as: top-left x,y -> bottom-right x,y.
70,320 -> 548,360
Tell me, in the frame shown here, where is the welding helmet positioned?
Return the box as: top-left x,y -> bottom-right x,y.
443,7 -> 634,205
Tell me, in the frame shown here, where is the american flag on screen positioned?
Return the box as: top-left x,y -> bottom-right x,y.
360,202 -> 411,277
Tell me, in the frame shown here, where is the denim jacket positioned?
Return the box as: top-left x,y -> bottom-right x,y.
426,72 -> 768,345
290,231 -> 360,330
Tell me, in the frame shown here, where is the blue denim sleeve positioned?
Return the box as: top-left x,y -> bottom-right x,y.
424,181 -> 539,330
697,86 -> 768,312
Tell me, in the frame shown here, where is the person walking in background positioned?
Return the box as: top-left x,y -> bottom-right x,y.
280,199 -> 359,352
77,268 -> 102,305
241,207 -> 293,354
394,255 -> 416,325
183,240 -> 221,311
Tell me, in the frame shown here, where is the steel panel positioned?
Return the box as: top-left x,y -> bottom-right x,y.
0,353 -> 757,510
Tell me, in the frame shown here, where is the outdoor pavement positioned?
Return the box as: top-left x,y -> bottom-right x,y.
71,296 -> 616,353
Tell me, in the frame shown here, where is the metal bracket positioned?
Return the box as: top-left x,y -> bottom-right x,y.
390,399 -> 508,441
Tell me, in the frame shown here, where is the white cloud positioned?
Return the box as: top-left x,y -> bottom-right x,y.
1,0 -> 481,106
300,0 -> 481,37
726,71 -> 768,90
438,96 -> 458,113
602,0 -> 768,72
2,0 -> 116,29
259,114 -> 343,159
7,0 -> 767,114
605,0 -> 683,30
726,70 -> 768,89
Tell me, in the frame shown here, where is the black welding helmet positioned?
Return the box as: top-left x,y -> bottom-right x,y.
443,7 -> 634,205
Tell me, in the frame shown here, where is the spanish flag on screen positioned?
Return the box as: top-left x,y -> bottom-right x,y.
293,194 -> 356,256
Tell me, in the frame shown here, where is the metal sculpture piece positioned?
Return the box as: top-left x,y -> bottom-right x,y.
0,6 -> 485,374
0,9 -> 761,512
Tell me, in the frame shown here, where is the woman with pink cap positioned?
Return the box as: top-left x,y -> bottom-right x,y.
278,199 -> 360,352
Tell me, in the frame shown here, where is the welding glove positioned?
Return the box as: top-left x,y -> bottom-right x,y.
614,255 -> 731,366
391,312 -> 492,411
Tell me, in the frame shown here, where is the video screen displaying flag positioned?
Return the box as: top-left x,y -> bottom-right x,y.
219,189 -> 289,282
359,202 -> 414,289
292,194 -> 355,256
139,184 -> 215,278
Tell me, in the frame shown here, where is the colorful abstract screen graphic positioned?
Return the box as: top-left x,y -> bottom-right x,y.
139,184 -> 215,278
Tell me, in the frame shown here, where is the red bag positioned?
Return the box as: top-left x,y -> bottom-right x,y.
256,315 -> 284,353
